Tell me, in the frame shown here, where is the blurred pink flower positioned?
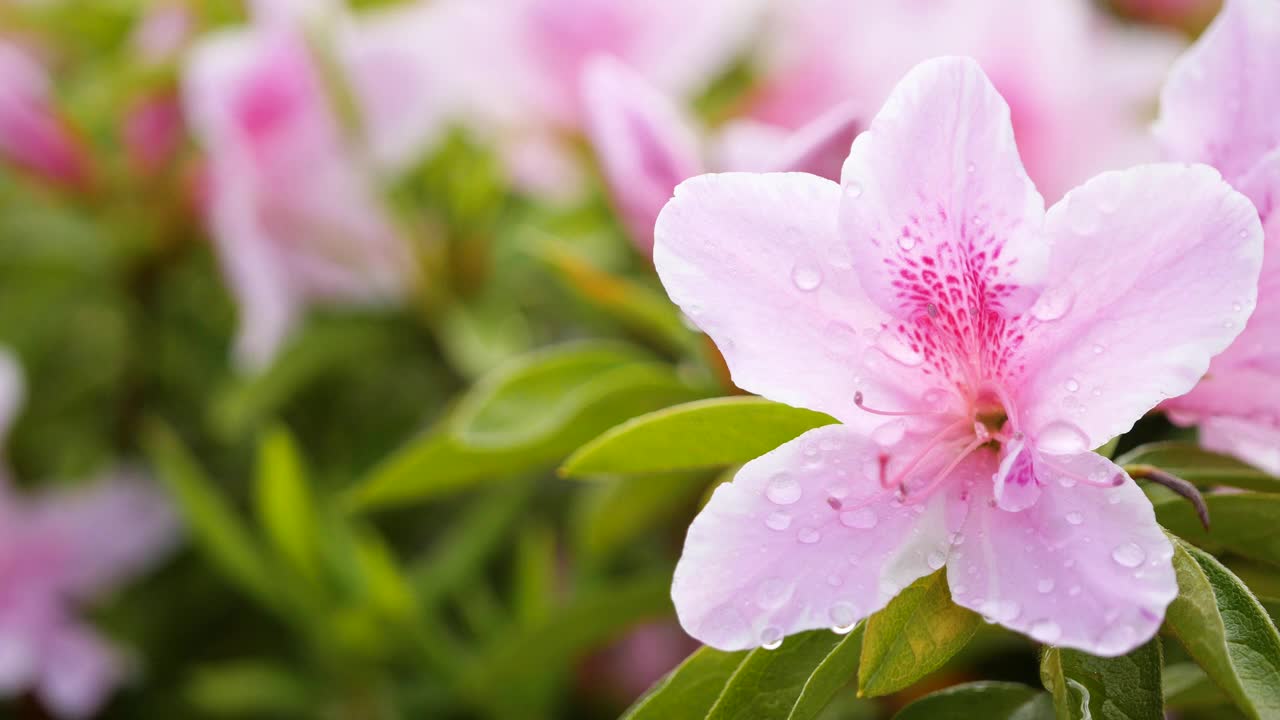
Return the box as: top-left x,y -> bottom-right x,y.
183,2 -> 440,370
131,3 -> 193,65
749,0 -> 1184,201
582,57 -> 860,254
0,41 -> 90,189
123,93 -> 184,176
579,620 -> 698,704
420,0 -> 764,198
1155,0 -> 1280,474
655,58 -> 1261,655
0,354 -> 178,719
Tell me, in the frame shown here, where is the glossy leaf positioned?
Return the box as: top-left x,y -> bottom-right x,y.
1117,442 -> 1280,492
893,682 -> 1054,720
561,396 -> 837,478
1164,538 -> 1280,720
1039,640 -> 1163,720
859,570 -> 980,697
255,426 -> 321,582
571,471 -> 708,559
622,627 -> 863,720
1163,663 -> 1230,710
1154,492 -> 1280,565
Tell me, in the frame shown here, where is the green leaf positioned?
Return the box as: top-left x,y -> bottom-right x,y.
143,422 -> 278,609
1163,538 -> 1280,720
186,660 -> 313,718
561,396 -> 837,478
571,471 -> 708,560
347,342 -> 706,510
254,426 -> 320,582
1039,640 -> 1163,720
1163,663 -> 1230,710
858,570 -> 980,697
1154,492 -> 1280,565
1116,443 -> 1280,492
622,627 -> 863,720
893,682 -> 1054,720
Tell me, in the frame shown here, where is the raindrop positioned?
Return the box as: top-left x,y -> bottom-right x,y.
1029,619 -> 1062,644
927,550 -> 947,570
1037,422 -> 1089,454
1092,343 -> 1105,354
845,182 -> 863,198
966,163 -> 976,174
876,332 -> 924,367
757,578 -> 792,609
1065,512 -> 1083,525
797,527 -> 822,544
1058,474 -> 1078,489
1064,378 -> 1080,393
792,264 -> 823,292
839,507 -> 878,529
760,626 -> 784,650
1232,301 -> 1243,312
830,602 -> 857,633
766,474 -> 802,505
898,235 -> 917,251
1029,288 -> 1074,322
949,531 -> 965,546
765,512 -> 792,531
1224,320 -> 1235,329
1111,542 -> 1146,568
872,420 -> 907,447
1037,578 -> 1055,594
953,584 -> 968,595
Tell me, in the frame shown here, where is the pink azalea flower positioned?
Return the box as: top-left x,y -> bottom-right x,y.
0,41 -> 90,189
183,2 -> 436,370
582,57 -> 860,255
1155,0 -> 1280,474
0,354 -> 178,719
654,58 -> 1262,656
419,0 -> 764,198
749,0 -> 1184,202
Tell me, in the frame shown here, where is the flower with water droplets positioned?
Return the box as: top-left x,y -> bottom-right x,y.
1155,0 -> 1280,476
656,57 -> 1262,656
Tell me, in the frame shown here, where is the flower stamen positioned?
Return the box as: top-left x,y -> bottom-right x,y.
854,391 -> 950,418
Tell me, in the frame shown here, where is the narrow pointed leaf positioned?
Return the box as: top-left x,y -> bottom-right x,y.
255,426 -> 321,582
1117,443 -> 1280,492
1039,640 -> 1163,720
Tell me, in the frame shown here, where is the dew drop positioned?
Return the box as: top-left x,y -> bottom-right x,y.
1232,302 -> 1243,312
1037,578 -> 1056,594
1036,421 -> 1089,454
1064,378 -> 1080,393
829,602 -> 857,633
1092,343 -> 1105,354
953,584 -> 968,595
765,512 -> 792,531
872,419 -> 907,447
1030,288 -> 1074,322
876,332 -> 924,367
1065,512 -> 1083,525
760,626 -> 784,650
927,550 -> 947,570
966,163 -> 976,174
845,182 -> 863,198
1029,619 -> 1062,644
757,578 -> 792,609
797,526 -> 822,544
839,507 -> 878,529
766,474 -> 802,505
792,264 -> 823,292
1111,542 -> 1146,568
897,235 -> 917,251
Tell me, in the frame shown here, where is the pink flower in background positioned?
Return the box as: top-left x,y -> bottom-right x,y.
0,354 -> 179,719
655,58 -> 1261,655
582,57 -> 860,255
579,620 -> 698,705
750,0 -> 1184,201
0,41 -> 90,189
420,0 -> 764,198
184,1 -> 440,370
1156,0 -> 1280,474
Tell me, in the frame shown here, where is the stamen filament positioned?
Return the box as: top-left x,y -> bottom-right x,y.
880,418 -> 967,489
900,427 -> 989,503
854,391 -> 950,418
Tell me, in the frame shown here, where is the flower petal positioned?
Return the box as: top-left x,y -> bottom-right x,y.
1200,415 -> 1280,476
715,101 -> 861,182
582,57 -> 704,255
839,57 -> 1047,323
36,625 -> 123,720
655,172 -> 929,428
1015,163 -> 1263,453
992,436 -> 1041,513
1154,0 -> 1280,186
949,453 -> 1177,656
672,425 -> 973,650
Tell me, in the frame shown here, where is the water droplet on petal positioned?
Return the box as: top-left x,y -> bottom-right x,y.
1037,421 -> 1089,455
1030,288 -> 1074,322
839,507 -> 878,529
766,474 -> 802,505
760,626 -> 784,649
829,602 -> 857,633
1112,542 -> 1145,568
1065,512 -> 1083,525
765,512 -> 792,531
792,264 -> 823,292
757,578 -> 791,609
1037,578 -> 1055,593
1092,343 -> 1105,354
966,163 -> 976,174
872,420 -> 907,447
897,235 -> 917,251
1029,619 -> 1062,643
1064,378 -> 1080,393
797,526 -> 822,544
876,332 -> 923,367
845,182 -> 863,198
927,550 -> 947,570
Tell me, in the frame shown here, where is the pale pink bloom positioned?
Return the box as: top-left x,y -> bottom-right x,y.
183,3 -> 436,370
582,57 -> 860,254
418,0 -> 764,198
579,620 -> 698,704
131,3 -> 193,65
655,58 -> 1262,656
0,41 -> 90,188
750,0 -> 1184,202
1155,0 -> 1280,474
